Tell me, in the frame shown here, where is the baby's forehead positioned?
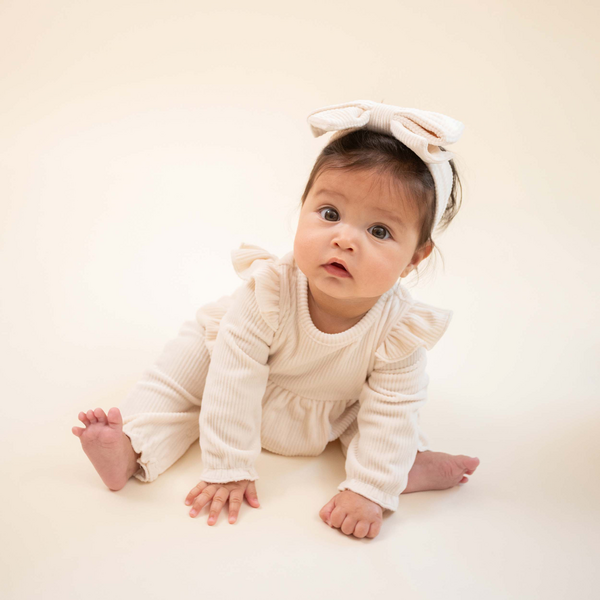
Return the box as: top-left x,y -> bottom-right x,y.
317,166 -> 406,195
313,172 -> 416,219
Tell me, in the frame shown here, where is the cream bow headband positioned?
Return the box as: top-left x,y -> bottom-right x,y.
307,99 -> 465,230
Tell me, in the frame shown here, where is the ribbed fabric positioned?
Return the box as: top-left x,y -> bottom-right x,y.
120,243 -> 453,512
120,319 -> 211,483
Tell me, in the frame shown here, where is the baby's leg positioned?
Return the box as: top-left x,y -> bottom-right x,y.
72,319 -> 211,489
338,417 -> 480,495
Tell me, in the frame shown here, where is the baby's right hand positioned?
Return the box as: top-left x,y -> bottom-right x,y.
184,479 -> 260,525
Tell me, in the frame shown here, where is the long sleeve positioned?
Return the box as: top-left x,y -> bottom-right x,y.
336,299 -> 453,512
337,346 -> 430,512
198,254 -> 281,484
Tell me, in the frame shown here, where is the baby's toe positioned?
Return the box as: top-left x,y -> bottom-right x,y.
86,409 -> 97,424
72,426 -> 85,437
461,456 -> 480,473
79,411 -> 91,426
94,408 -> 107,424
106,407 -> 123,428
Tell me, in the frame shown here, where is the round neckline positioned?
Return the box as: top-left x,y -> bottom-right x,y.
296,267 -> 391,345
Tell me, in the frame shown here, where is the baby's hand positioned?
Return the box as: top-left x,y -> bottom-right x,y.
184,479 -> 260,525
319,490 -> 383,539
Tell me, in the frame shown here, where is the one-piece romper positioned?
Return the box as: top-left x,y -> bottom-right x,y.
120,243 -> 453,511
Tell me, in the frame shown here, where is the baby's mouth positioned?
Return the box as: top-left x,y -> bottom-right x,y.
323,262 -> 352,277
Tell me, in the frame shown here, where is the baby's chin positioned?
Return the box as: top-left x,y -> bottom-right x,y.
318,271 -> 398,295
314,278 -> 390,304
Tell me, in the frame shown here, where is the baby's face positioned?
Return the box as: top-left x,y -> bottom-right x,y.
294,168 -> 431,303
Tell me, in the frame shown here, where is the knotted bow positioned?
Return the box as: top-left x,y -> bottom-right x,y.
307,99 -> 465,230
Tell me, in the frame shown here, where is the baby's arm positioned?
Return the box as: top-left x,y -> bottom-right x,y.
197,279 -> 277,484
337,346 -> 430,513
184,279 -> 277,524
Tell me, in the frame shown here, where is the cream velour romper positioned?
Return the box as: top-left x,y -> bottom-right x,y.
120,243 -> 453,512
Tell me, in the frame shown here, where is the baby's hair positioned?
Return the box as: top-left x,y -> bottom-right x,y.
300,129 -> 463,283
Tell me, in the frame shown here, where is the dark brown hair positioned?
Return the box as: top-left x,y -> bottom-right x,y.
300,128 -> 463,284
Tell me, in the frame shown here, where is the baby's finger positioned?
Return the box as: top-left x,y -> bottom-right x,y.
228,489 -> 244,524
207,488 -> 229,525
329,506 -> 346,529
319,498 -> 336,525
341,516 -> 357,536
353,520 -> 371,539
367,520 -> 381,539
185,481 -> 208,506
244,481 -> 260,508
189,487 -> 214,518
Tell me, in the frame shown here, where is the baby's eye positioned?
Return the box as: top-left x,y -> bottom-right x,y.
319,207 -> 339,222
318,207 -> 392,240
369,225 -> 391,240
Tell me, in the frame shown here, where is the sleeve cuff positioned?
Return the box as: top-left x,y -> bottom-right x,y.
200,466 -> 259,483
337,478 -> 400,512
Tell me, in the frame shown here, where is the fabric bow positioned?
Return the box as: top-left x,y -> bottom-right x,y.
307,99 -> 465,229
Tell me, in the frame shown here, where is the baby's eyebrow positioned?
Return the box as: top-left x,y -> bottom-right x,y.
315,188 -> 407,229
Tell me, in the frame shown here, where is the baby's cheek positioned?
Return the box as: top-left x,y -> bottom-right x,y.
297,240 -> 327,280
293,235 -> 316,270
362,265 -> 395,296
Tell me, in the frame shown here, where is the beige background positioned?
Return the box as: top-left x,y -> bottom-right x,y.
1,0 -> 599,598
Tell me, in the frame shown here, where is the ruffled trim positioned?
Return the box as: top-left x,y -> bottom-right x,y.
195,295 -> 235,354
195,243 -> 282,353
230,243 -> 281,332
200,466 -> 259,483
337,478 -> 400,512
374,300 -> 454,363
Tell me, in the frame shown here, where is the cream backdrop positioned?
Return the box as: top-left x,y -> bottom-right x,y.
1,1 -> 598,599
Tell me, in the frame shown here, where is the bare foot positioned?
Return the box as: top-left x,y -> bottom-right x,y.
72,407 -> 141,491
402,450 -> 480,494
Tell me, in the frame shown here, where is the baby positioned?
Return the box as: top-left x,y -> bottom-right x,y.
72,99 -> 480,539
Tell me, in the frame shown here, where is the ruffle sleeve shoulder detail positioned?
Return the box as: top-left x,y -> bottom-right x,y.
374,299 -> 454,363
230,243 -> 282,332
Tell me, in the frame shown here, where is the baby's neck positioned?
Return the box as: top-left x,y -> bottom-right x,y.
307,284 -> 378,334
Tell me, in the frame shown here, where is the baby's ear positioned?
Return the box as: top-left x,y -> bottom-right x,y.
414,240 -> 434,263
402,240 -> 433,277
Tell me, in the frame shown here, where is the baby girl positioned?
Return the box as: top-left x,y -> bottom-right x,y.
72,99 -> 480,539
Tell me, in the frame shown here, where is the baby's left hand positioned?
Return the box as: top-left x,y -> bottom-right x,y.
319,490 -> 383,539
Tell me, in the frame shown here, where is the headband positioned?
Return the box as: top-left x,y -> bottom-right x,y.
306,99 -> 465,230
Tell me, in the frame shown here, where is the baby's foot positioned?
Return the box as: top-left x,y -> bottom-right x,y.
71,407 -> 141,491
402,450 -> 480,494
